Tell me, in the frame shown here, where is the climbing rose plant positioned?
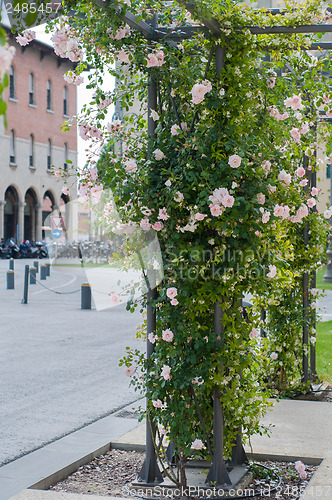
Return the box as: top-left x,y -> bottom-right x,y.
12,0 -> 332,486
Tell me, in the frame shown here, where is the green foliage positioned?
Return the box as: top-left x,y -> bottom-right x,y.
23,0 -> 332,486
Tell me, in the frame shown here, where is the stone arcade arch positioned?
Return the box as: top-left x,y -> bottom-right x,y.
4,186 -> 19,241
24,188 -> 39,242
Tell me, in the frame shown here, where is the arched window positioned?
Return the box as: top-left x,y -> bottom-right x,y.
47,139 -> 52,170
29,134 -> 34,167
9,66 -> 15,100
64,143 -> 68,170
47,79 -> 52,111
63,86 -> 68,116
9,130 -> 16,164
29,73 -> 35,105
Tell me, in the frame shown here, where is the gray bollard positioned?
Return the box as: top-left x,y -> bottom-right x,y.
40,265 -> 47,280
22,265 -> 29,304
30,267 -> 37,285
46,263 -> 51,277
33,260 -> 39,273
9,258 -> 14,270
81,283 -> 91,310
7,271 -> 14,289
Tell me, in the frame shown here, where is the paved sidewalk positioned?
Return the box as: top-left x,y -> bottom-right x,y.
3,399 -> 332,500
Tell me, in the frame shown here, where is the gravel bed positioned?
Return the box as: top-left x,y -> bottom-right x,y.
49,450 -> 318,499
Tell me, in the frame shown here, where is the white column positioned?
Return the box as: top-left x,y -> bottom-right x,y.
0,201 -> 4,240
35,203 -> 42,241
17,201 -> 25,243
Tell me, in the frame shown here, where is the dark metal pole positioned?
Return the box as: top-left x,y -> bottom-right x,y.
22,265 -> 29,304
206,43 -> 231,486
9,258 -> 14,270
81,284 -> 92,310
138,10 -> 162,485
302,154 -> 310,383
40,265 -> 47,280
7,271 -> 14,289
231,298 -> 248,466
30,267 -> 37,285
206,301 -> 231,486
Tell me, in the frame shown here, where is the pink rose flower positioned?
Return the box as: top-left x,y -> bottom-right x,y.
210,204 -> 223,217
148,333 -> 156,344
116,49 -> 130,64
152,221 -> 163,231
167,287 -> 178,299
152,399 -> 163,408
154,149 -> 166,161
311,187 -> 319,196
140,218 -> 151,231
297,204 -> 309,218
274,204 -> 286,218
158,207 -> 169,221
307,198 -> 316,208
124,158 -> 137,173
16,30 -> 36,46
249,328 -> 259,340
191,439 -> 204,450
262,211 -> 270,223
162,329 -> 174,342
191,81 -> 212,104
267,265 -> 277,278
228,154 -> 242,168
290,128 -> 301,143
124,365 -> 135,376
221,195 -> 235,208
174,191 -> 184,203
257,193 -> 265,204
296,167 -> 306,178
146,50 -> 165,67
267,184 -> 277,194
161,364 -> 171,380
278,170 -> 291,186
300,122 -> 310,134
324,209 -> 332,219
284,94 -> 303,110
270,352 -> 278,360
300,179 -> 309,187
194,213 -> 207,221
171,124 -> 180,136
170,298 -> 179,306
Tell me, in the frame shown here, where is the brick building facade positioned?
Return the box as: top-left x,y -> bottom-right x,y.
0,27 -> 77,243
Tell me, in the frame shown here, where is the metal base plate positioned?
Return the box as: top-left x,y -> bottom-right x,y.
131,462 -> 251,496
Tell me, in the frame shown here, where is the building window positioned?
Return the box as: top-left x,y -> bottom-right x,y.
9,130 -> 16,164
9,66 -> 15,100
29,73 -> 35,105
63,86 -> 68,116
64,143 -> 68,170
47,79 -> 52,111
29,134 -> 34,167
47,139 -> 52,170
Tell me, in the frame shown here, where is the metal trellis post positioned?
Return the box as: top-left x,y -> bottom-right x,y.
206,301 -> 231,486
138,12 -> 163,485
